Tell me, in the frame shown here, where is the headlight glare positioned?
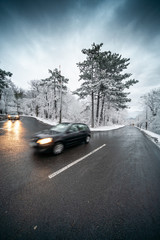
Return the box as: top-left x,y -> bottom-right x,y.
37,138 -> 53,145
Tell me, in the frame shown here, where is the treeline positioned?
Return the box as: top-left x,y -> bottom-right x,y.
136,88 -> 160,134
0,68 -> 24,114
25,68 -> 69,121
0,43 -> 138,126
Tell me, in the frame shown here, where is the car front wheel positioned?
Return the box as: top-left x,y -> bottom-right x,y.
53,142 -> 64,155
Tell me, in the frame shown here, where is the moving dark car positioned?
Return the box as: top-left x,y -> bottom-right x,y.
7,112 -> 20,120
30,122 -> 91,155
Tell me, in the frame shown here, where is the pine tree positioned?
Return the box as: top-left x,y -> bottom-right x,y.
74,43 -> 138,127
74,43 -> 103,127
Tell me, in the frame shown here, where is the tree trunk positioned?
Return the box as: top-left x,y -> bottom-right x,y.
91,91 -> 94,128
96,91 -> 100,124
54,99 -> 57,119
100,95 -> 105,124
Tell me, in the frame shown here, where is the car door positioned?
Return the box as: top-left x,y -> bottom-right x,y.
64,124 -> 81,146
77,124 -> 88,141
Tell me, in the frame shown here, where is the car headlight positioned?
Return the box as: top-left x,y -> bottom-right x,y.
16,115 -> 19,118
8,115 -> 11,118
37,138 -> 53,145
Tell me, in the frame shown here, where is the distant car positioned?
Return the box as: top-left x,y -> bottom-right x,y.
7,112 -> 20,120
30,122 -> 91,155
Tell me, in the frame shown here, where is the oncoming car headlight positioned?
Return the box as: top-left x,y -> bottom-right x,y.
37,138 -> 53,145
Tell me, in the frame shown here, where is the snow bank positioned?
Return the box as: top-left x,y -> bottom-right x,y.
140,128 -> 160,147
141,129 -> 160,142
90,125 -> 124,131
35,117 -> 58,126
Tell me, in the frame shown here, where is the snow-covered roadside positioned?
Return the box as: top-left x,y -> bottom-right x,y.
90,125 -> 125,131
139,128 -> 160,148
34,116 -> 58,126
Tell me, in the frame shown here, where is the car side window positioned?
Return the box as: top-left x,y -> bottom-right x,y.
68,125 -> 79,133
78,124 -> 87,131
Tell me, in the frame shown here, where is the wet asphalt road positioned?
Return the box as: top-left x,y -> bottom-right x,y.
0,116 -> 160,240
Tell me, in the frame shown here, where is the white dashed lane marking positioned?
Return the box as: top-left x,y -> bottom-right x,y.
48,144 -> 106,179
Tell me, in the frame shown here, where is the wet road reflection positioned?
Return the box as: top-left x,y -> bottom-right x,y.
4,120 -> 24,138
5,119 -> 22,130
0,120 -> 27,156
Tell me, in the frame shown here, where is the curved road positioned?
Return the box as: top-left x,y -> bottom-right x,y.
0,116 -> 160,240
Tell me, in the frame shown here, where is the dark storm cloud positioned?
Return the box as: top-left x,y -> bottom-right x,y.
0,0 -> 101,25
114,0 -> 160,37
1,0 -> 160,36
0,0 -> 104,42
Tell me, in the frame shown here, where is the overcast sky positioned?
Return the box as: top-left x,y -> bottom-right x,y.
0,0 -> 160,117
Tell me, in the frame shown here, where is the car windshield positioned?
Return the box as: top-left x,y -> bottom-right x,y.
9,112 -> 18,115
50,123 -> 70,133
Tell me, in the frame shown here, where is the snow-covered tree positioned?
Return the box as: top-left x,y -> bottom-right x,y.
0,68 -> 13,113
40,68 -> 69,121
23,68 -> 69,121
0,68 -> 12,99
74,43 -> 138,127
140,88 -> 160,133
14,87 -> 25,113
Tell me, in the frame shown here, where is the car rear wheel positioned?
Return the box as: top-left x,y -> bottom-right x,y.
53,142 -> 64,155
85,136 -> 90,144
